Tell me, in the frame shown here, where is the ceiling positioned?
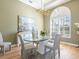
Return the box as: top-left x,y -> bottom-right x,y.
42,0 -> 56,4
19,0 -> 71,10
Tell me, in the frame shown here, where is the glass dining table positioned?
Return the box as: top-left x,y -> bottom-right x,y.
24,36 -> 48,48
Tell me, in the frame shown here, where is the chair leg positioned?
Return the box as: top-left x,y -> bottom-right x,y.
9,45 -> 11,51
21,49 -> 23,59
50,50 -> 52,59
53,49 -> 55,59
50,49 -> 55,59
1,46 -> 5,55
58,48 -> 60,58
44,46 -> 46,54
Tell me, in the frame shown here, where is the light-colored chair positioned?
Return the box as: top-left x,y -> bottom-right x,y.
48,32 -> 56,43
45,33 -> 61,59
17,32 -> 33,47
0,32 -> 11,55
18,33 -> 37,59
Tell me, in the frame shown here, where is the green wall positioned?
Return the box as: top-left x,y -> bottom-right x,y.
44,0 -> 79,44
0,0 -> 43,44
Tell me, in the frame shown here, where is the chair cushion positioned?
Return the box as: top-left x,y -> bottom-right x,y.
48,40 -> 54,43
0,42 -> 11,45
0,42 -> 11,50
45,42 -> 54,48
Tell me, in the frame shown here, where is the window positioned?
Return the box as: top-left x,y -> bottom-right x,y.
50,6 -> 71,38
18,16 -> 38,38
18,16 -> 35,32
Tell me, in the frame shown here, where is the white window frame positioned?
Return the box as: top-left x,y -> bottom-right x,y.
50,6 -> 71,38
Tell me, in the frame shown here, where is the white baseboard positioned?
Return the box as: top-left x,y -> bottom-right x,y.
60,41 -> 78,47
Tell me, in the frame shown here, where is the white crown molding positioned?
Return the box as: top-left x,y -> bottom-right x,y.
45,0 -> 71,10
19,0 -> 71,10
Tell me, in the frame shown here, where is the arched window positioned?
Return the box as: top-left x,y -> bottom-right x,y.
50,6 -> 71,38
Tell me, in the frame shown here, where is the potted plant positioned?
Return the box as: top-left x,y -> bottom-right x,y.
40,31 -> 46,37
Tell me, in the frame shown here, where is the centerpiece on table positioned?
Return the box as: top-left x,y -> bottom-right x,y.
40,31 -> 46,38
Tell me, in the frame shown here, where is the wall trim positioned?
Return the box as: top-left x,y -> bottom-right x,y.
60,41 -> 78,47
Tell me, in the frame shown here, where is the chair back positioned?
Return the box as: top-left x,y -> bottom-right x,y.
18,31 -> 33,49
0,32 -> 3,42
18,34 -> 25,49
52,32 -> 57,39
53,33 -> 61,49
